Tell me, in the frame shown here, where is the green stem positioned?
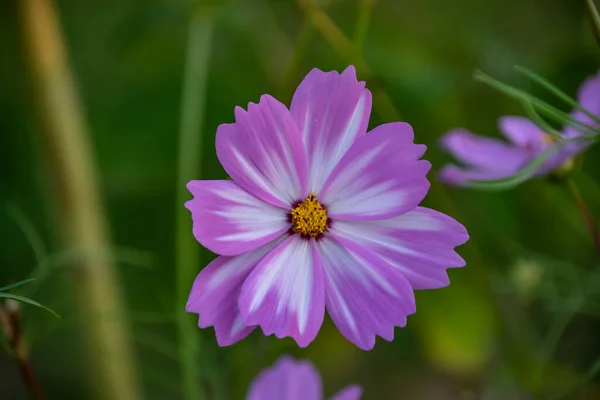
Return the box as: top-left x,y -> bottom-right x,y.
276,19 -> 313,101
565,177 -> 600,253
586,0 -> 600,53
175,6 -> 214,400
295,0 -> 401,122
353,0 -> 375,58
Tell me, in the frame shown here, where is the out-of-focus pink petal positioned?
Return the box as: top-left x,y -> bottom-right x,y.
290,66 -> 372,193
329,385 -> 363,400
317,235 -> 416,350
216,95 -> 308,208
498,116 -> 546,152
186,180 -> 289,256
246,356 -> 323,400
186,238 -> 285,346
440,129 -> 530,171
572,69 -> 600,129
437,163 -> 521,186
320,122 -> 430,221
239,235 -> 325,348
331,207 -> 468,290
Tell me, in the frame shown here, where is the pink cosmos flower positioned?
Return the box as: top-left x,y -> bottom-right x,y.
246,355 -> 361,400
439,69 -> 600,186
185,66 -> 468,350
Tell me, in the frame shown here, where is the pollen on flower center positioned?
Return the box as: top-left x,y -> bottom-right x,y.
290,192 -> 328,237
542,133 -> 558,145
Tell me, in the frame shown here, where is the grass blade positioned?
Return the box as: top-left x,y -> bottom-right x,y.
6,204 -> 48,268
0,293 -> 60,318
0,278 -> 36,293
175,6 -> 214,400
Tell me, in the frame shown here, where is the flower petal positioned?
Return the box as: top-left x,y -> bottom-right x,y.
320,122 -> 430,221
329,385 -> 363,400
216,95 -> 308,208
186,180 -> 289,256
331,207 -> 468,290
572,69 -> 600,129
186,239 -> 286,346
290,66 -> 372,193
246,356 -> 322,400
239,235 -> 325,347
498,116 -> 546,152
437,164 -> 516,186
440,128 -> 530,171
317,235 -> 416,350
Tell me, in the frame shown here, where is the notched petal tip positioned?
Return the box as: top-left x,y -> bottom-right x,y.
418,159 -> 433,175
342,65 -> 358,79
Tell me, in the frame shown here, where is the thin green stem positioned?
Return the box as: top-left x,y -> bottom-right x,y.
515,66 -> 600,126
295,0 -> 402,122
353,0 -> 375,58
277,19 -> 314,101
474,70 -> 600,139
175,6 -> 214,400
565,177 -> 600,253
586,0 -> 600,53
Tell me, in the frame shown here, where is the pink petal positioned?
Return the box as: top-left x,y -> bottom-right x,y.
239,235 -> 325,347
186,239 -> 285,346
290,66 -> 372,193
329,385 -> 363,400
440,128 -> 530,171
330,207 -> 468,290
317,235 -> 416,350
246,356 -> 323,400
498,116 -> 546,152
573,69 -> 600,129
437,164 -> 518,186
216,95 -> 308,208
186,180 -> 289,256
320,122 -> 430,221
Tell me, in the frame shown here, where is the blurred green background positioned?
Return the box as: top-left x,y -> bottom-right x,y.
1,0 -> 600,399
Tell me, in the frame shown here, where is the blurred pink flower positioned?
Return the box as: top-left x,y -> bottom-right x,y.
246,355 -> 361,400
439,69 -> 600,186
185,66 -> 468,350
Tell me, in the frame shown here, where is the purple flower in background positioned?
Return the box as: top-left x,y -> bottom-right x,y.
439,69 -> 600,186
246,355 -> 361,400
185,66 -> 468,350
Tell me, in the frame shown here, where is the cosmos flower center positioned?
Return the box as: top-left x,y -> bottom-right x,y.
542,133 -> 558,145
290,192 -> 328,237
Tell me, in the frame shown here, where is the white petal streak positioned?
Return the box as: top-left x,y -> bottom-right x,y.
239,235 -> 325,347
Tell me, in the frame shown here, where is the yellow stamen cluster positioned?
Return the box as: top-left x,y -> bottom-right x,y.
290,192 -> 328,237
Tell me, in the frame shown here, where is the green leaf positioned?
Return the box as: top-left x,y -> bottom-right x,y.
587,0 -> 600,53
0,292 -> 60,318
0,278 -> 36,292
